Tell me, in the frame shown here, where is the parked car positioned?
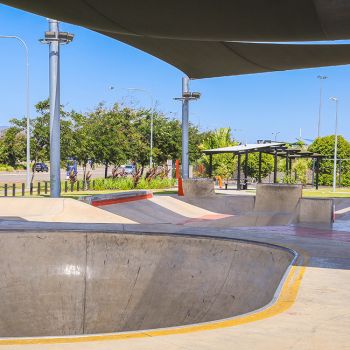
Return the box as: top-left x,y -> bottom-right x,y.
124,164 -> 136,175
33,162 -> 48,172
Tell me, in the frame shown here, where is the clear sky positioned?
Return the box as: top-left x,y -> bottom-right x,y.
1,4 -> 350,144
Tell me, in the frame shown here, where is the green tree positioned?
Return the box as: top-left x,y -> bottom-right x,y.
0,126 -> 26,167
309,135 -> 350,186
200,128 -> 237,179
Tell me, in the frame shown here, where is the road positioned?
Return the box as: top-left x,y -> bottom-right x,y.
0,166 -> 109,184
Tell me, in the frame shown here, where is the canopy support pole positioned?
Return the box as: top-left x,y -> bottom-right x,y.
237,153 -> 241,190
181,76 -> 190,179
244,151 -> 248,189
315,157 -> 320,190
273,150 -> 278,183
258,152 -> 262,183
209,154 -> 213,177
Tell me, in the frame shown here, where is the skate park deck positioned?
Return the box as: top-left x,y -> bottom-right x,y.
0,193 -> 349,349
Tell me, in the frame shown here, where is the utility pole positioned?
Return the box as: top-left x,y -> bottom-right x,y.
40,20 -> 74,197
174,77 -> 201,179
317,75 -> 327,138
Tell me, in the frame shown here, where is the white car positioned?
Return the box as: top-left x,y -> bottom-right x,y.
124,164 -> 136,175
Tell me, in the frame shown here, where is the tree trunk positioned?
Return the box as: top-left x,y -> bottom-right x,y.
104,162 -> 108,178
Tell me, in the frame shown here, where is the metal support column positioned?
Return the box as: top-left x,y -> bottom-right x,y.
49,19 -> 61,197
244,151 -> 248,189
285,152 -> 289,176
237,153 -> 241,190
209,154 -> 213,177
181,77 -> 189,179
273,150 -> 278,183
258,152 -> 262,183
339,159 -> 342,186
315,158 -> 320,190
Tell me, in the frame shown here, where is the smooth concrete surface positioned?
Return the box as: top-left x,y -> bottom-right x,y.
0,232 -> 292,337
182,178 -> 215,197
298,198 -> 334,224
0,198 -> 135,224
255,183 -> 302,213
0,193 -> 349,349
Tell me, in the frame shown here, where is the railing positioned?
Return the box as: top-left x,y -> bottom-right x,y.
0,180 -> 96,197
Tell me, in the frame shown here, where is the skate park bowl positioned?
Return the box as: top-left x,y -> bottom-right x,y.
0,231 -> 294,337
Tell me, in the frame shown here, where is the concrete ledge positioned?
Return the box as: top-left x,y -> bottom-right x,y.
182,178 -> 215,197
255,184 -> 302,213
298,198 -> 334,224
80,190 -> 153,207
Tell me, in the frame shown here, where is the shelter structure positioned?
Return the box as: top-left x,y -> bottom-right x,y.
3,1 -> 350,78
203,142 -> 323,190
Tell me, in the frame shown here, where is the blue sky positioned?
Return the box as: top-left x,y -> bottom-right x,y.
1,4 -> 350,144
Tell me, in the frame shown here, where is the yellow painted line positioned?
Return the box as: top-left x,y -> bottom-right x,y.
0,263 -> 306,346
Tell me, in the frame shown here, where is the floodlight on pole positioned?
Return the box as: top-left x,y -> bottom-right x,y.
329,97 -> 339,193
0,35 -> 30,189
174,77 -> 201,179
272,131 -> 280,141
317,75 -> 327,138
40,19 -> 74,198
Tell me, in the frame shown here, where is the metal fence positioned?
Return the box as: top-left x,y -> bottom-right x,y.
0,180 -> 96,197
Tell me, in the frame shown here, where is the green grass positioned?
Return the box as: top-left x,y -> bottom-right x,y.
303,187 -> 350,198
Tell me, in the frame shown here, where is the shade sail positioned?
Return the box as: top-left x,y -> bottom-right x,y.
107,34 -> 350,78
2,0 -> 350,41
2,0 -> 350,79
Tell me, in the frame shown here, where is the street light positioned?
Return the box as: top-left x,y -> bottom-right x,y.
317,75 -> 328,138
0,35 -> 30,189
174,77 -> 201,179
329,97 -> 339,192
109,86 -> 155,168
272,132 -> 280,141
40,19 -> 74,198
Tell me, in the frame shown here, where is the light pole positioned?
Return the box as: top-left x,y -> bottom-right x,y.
40,19 -> 74,197
272,132 -> 280,141
0,35 -> 30,189
109,86 -> 154,168
317,75 -> 328,138
174,77 -> 201,179
329,97 -> 339,192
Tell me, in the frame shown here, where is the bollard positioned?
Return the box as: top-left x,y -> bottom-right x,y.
92,180 -> 95,190
37,182 -> 41,196
77,180 -> 80,192
30,183 -> 33,195
87,180 -> 90,190
45,181 -> 48,194
21,183 -> 25,196
64,181 -> 68,193
70,181 -> 74,192
12,183 -> 16,197
4,184 -> 8,197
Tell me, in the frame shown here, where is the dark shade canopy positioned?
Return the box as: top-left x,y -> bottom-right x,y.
2,0 -> 350,78
2,0 -> 350,41
109,35 -> 350,78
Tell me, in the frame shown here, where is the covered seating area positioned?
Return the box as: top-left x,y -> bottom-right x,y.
203,142 -> 323,190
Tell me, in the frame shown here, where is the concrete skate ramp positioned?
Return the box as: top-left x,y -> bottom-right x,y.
0,232 -> 293,337
0,198 -> 135,224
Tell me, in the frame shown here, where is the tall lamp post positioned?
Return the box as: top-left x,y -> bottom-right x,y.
329,97 -> 339,192
272,131 -> 280,141
0,35 -> 30,189
317,75 -> 327,138
174,77 -> 201,179
109,86 -> 154,168
40,19 -> 74,197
